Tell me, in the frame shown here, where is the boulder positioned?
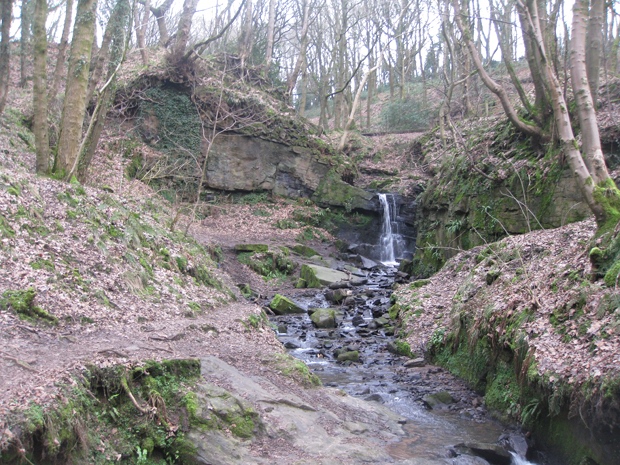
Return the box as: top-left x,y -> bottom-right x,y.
453,443 -> 512,465
300,264 -> 348,287
310,308 -> 337,328
269,294 -> 305,315
292,244 -> 320,257
337,350 -> 360,362
325,288 -> 352,304
422,391 -> 455,410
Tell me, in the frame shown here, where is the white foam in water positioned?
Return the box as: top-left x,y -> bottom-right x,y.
510,451 -> 537,465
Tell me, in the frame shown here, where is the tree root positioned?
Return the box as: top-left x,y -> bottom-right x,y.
120,373 -> 150,415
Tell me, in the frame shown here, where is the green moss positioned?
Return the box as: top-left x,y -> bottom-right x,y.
0,214 -> 15,238
409,279 -> 430,289
604,260 -> 620,287
269,353 -> 321,387
593,178 -> 620,234
0,288 -> 58,324
299,264 -> 322,288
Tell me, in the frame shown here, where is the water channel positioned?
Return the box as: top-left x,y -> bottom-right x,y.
269,194 -> 540,464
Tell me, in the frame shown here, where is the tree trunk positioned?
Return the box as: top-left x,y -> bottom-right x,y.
135,0 -> 150,65
586,0 -> 604,107
19,0 -> 32,87
571,0 -> 610,186
33,0 -> 49,173
54,0 -> 98,178
265,0 -> 276,64
452,0 -> 545,139
51,0 -> 74,99
171,0 -> 198,59
149,0 -> 173,45
286,0 -> 310,98
0,0 -> 13,117
76,0 -> 131,181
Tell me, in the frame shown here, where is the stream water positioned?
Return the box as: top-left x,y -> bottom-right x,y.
271,264 -> 539,465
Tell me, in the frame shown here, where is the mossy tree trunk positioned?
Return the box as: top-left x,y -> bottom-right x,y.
50,0 -> 74,101
19,0 -> 32,88
33,0 -> 50,174
0,0 -> 13,117
75,0 -> 131,182
54,0 -> 98,179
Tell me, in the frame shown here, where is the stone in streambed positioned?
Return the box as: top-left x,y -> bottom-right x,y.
453,443 -> 512,465
423,391 -> 455,410
404,358 -> 426,368
326,288 -> 352,303
337,350 -> 360,362
351,315 -> 365,326
310,308 -> 337,328
269,294 -> 304,315
300,264 -> 349,287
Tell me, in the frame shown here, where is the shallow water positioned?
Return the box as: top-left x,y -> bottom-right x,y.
272,266 -> 540,463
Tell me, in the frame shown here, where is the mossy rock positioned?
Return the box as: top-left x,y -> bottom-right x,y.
292,244 -> 320,258
311,169 -> 375,211
299,264 -> 322,288
422,391 -> 454,409
269,294 -> 304,315
309,308 -> 337,328
337,350 -> 360,362
234,243 -> 269,253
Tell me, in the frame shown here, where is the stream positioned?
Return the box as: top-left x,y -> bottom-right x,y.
270,265 -> 539,464
266,190 -> 543,464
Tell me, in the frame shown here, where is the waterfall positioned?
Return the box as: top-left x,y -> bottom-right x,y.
378,193 -> 401,265
510,452 -> 537,465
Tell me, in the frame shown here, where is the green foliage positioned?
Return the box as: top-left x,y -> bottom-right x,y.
237,250 -> 296,281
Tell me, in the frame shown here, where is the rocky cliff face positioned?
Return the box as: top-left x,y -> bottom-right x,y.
410,119 -> 593,277
205,134 -> 331,198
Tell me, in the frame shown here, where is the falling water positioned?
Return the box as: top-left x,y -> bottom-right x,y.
510,452 -> 537,465
378,193 -> 400,265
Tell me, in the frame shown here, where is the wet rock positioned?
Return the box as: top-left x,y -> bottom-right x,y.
326,288 -> 353,303
498,432 -> 529,458
423,391 -> 455,410
404,358 -> 426,368
450,455 -> 491,465
269,294 -> 305,315
310,308 -> 337,328
343,296 -> 356,306
360,256 -> 379,269
365,393 -> 384,403
277,323 -> 287,334
453,443 -> 512,465
284,341 -> 300,349
352,315 -> 366,326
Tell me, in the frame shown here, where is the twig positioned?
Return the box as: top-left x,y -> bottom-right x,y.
0,350 -> 39,372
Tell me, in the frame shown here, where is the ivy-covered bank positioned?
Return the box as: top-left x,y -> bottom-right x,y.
410,117 -> 594,278
391,221 -> 620,465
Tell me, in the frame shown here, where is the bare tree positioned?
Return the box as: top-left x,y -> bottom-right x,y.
50,0 -> 74,100
0,0 -> 13,117
19,0 -> 32,87
33,0 -> 49,173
